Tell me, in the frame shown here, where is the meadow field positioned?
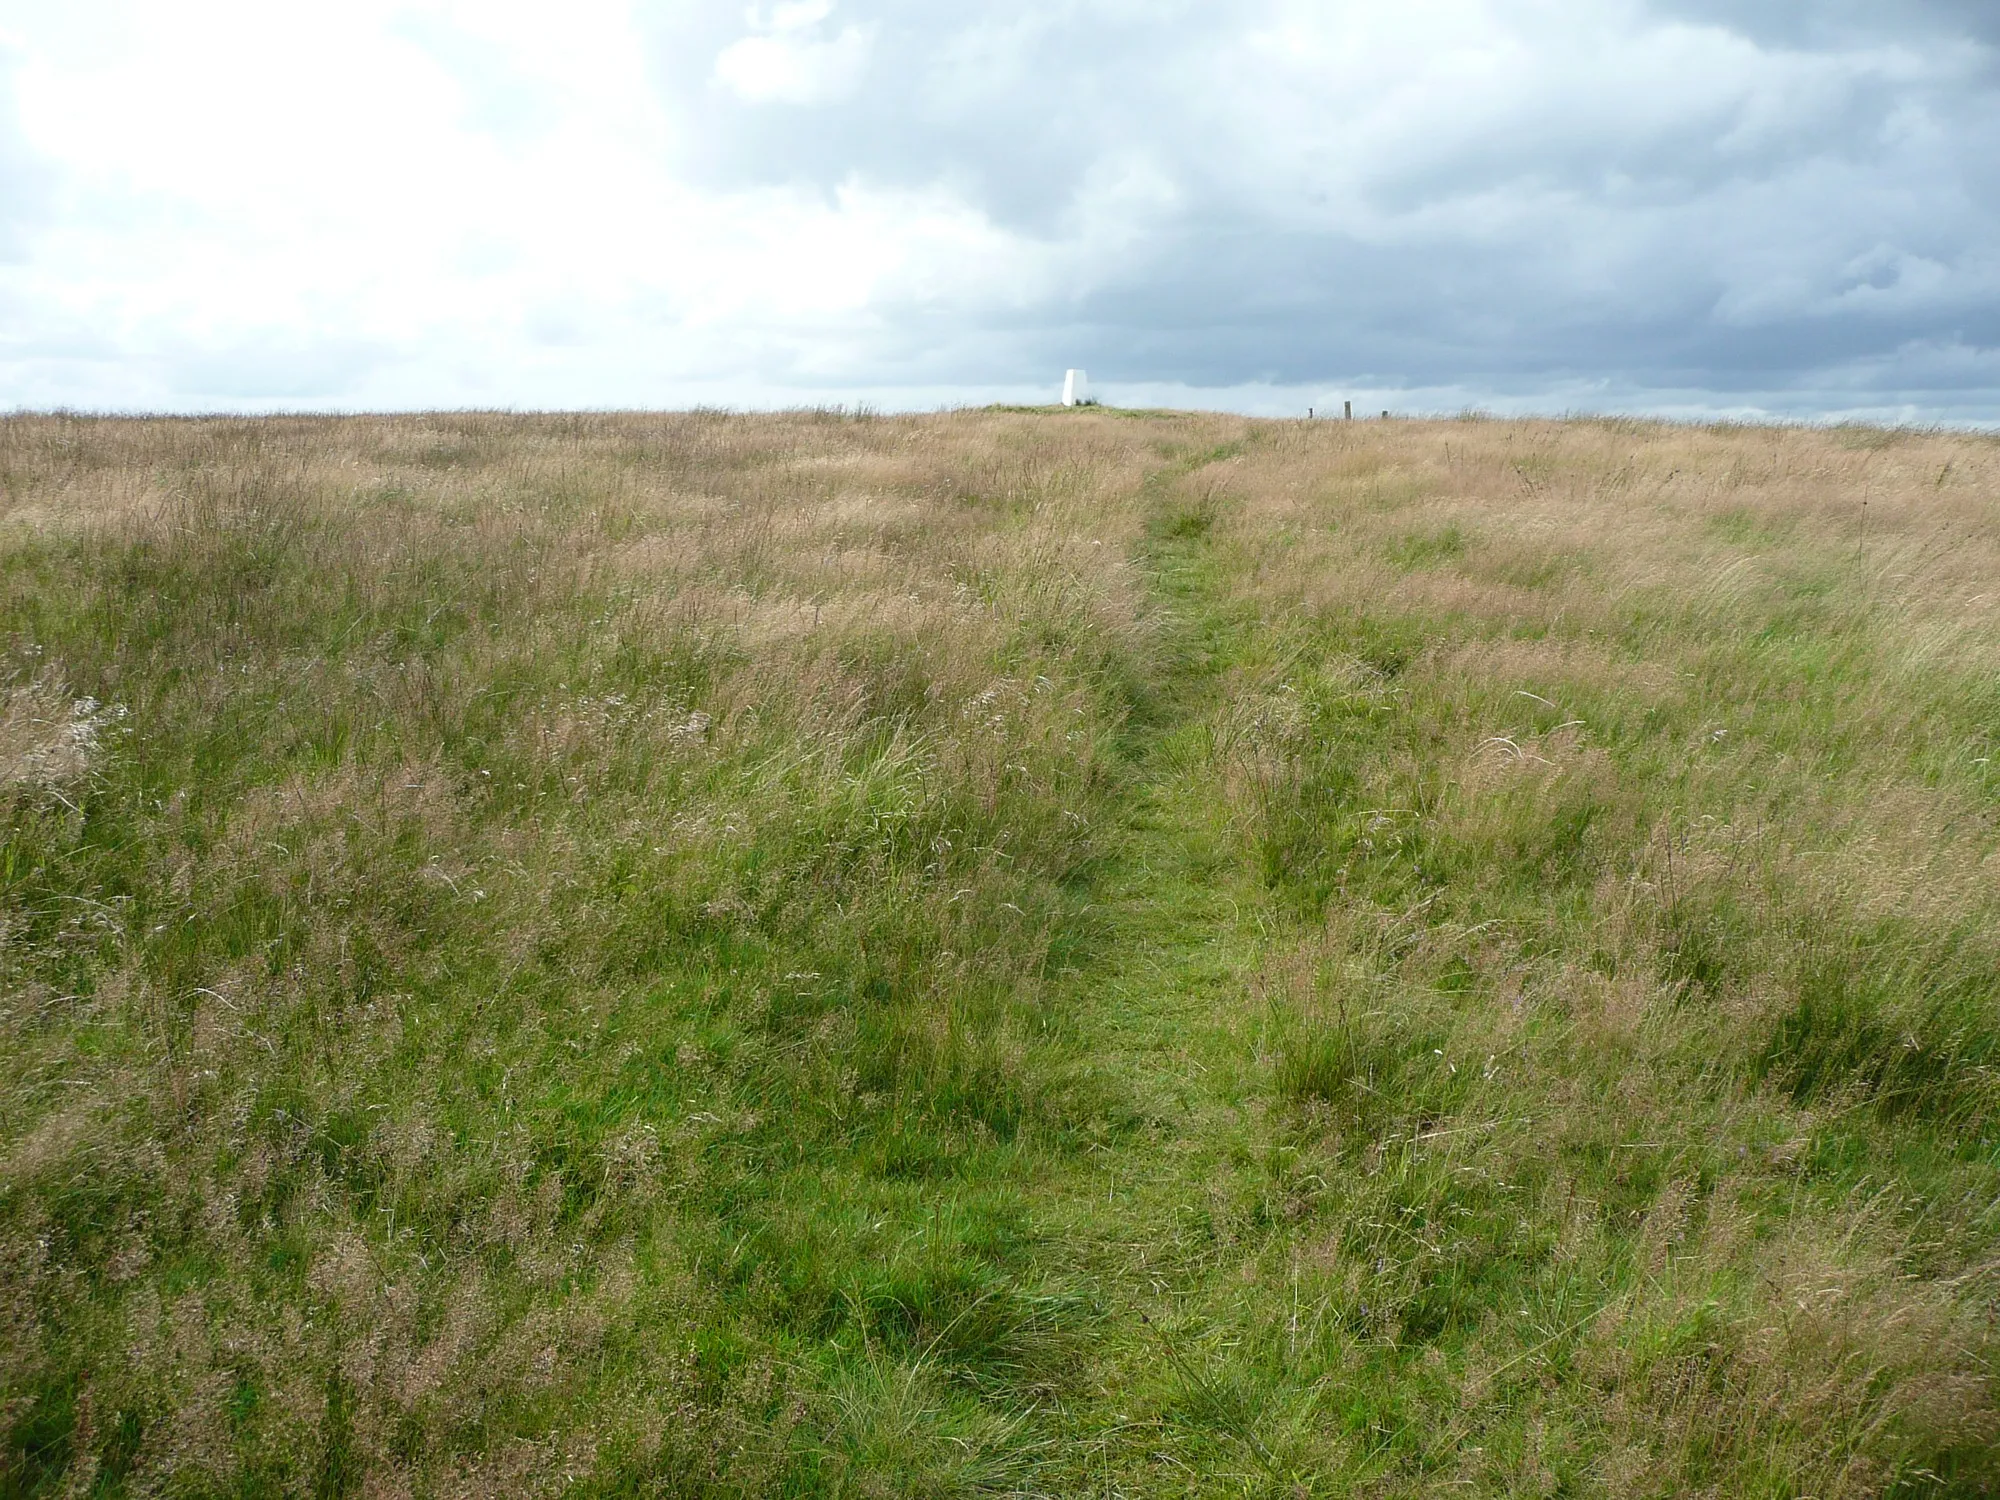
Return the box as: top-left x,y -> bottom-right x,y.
3,407 -> 1999,1497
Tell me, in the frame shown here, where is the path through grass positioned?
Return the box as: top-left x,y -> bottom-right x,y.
3,410 -> 1999,1497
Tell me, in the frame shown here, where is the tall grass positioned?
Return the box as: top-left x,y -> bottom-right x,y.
0,409 -> 1997,1495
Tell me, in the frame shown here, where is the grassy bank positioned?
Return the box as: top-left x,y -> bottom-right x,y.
2,409 -> 1998,1496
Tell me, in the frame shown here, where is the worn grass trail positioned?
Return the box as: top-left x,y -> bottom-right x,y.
989,439 -> 1407,1496
785,439 -> 1290,1496
1023,453 -> 1287,1491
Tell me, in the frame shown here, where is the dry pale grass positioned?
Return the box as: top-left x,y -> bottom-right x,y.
0,408 -> 1996,1496
0,676 -> 115,792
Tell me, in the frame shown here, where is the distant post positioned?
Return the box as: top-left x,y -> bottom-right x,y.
1344,401 -> 1352,420
1062,370 -> 1088,407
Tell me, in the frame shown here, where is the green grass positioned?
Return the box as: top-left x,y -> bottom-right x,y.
2,410 -> 1998,1496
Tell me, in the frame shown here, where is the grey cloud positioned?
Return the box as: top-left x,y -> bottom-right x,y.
6,3 -> 1997,418
653,4 -> 1977,223
1646,0 -> 2000,49
1057,225 -> 2000,388
648,2 -> 1218,230
640,2 -> 2000,409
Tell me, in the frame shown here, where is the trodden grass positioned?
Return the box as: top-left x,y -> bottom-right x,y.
2,408 -> 1999,1496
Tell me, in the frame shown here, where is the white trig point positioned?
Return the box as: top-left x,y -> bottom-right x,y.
1061,369 -> 1088,407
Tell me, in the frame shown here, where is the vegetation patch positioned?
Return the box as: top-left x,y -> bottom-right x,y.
2,410 -> 1998,1495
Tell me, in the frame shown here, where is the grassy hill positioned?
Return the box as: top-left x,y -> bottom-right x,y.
2,408 -> 1998,1497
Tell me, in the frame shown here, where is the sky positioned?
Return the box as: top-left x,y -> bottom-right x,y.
1,0 -> 1997,420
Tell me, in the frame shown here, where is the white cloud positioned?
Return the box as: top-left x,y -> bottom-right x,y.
714,3 -> 874,105
0,0 -> 1995,416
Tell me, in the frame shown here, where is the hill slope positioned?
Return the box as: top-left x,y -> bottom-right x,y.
3,409 -> 1999,1496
